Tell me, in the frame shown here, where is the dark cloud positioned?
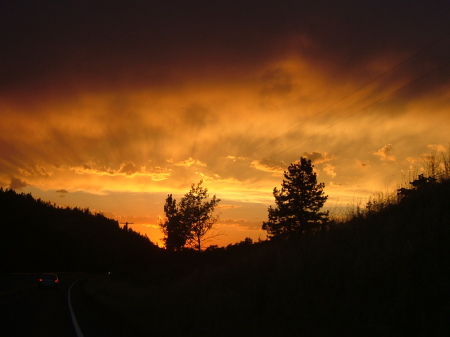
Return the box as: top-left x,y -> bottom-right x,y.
303,151 -> 333,164
182,103 -> 215,130
9,176 -> 28,190
119,162 -> 139,176
1,0 -> 449,100
260,68 -> 294,96
56,189 -> 69,194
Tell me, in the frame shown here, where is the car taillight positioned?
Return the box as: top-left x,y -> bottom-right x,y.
39,279 -> 43,282
55,279 -> 58,283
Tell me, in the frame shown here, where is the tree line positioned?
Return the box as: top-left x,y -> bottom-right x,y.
160,147 -> 450,251
88,166 -> 450,336
0,188 -> 160,272
160,157 -> 329,251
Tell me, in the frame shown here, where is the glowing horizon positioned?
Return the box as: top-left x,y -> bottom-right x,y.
1,0 -> 449,247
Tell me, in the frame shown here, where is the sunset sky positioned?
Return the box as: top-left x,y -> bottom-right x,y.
1,0 -> 449,247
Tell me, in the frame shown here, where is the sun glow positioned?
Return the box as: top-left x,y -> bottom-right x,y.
1,0 -> 449,247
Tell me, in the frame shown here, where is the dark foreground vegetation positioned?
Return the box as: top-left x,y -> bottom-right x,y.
84,176 -> 450,336
2,175 -> 449,336
0,188 -> 161,273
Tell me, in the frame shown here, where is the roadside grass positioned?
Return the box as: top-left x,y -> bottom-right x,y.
86,177 -> 450,336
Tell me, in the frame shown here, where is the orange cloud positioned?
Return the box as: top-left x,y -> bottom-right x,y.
323,164 -> 337,178
374,144 -> 396,162
250,159 -> 285,176
356,160 -> 370,169
1,1 -> 449,247
174,157 -> 207,168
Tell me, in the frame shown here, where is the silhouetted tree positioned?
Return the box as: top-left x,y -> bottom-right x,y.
160,194 -> 189,251
160,181 -> 221,251
397,174 -> 437,201
262,157 -> 328,238
180,181 -> 221,251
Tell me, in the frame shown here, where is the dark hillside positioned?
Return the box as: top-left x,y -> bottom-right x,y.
0,188 -> 161,273
86,178 -> 450,336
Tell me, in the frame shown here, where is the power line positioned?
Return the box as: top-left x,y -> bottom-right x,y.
121,221 -> 134,230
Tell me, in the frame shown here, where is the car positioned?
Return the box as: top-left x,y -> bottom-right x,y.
38,273 -> 59,289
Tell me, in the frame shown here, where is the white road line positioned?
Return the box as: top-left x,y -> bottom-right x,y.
68,279 -> 85,337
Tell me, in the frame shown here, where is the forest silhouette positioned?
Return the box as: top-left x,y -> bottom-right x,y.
111,175 -> 448,336
1,171 -> 450,335
0,189 -> 160,273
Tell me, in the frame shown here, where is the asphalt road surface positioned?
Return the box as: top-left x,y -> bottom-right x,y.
69,277 -> 139,337
0,273 -> 79,337
0,273 -> 139,337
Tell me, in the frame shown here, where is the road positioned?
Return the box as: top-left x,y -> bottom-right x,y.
0,273 -> 141,337
0,273 -> 79,337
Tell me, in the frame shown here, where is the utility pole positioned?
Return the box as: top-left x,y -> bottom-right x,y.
121,221 -> 134,231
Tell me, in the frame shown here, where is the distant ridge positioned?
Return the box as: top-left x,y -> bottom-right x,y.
0,188 -> 161,273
